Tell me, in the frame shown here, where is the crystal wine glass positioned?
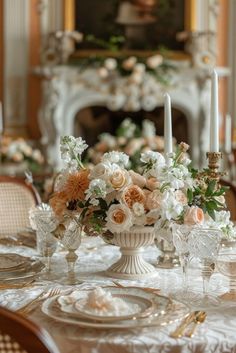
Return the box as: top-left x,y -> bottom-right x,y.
217,246 -> 236,301
172,224 -> 193,293
59,217 -> 83,285
188,228 -> 222,303
34,209 -> 58,278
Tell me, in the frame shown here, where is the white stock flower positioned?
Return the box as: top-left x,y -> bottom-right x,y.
160,190 -> 184,221
106,204 -> 133,233
141,151 -> 165,165
85,179 -> 107,201
205,210 -> 236,239
101,151 -> 129,168
60,136 -> 88,168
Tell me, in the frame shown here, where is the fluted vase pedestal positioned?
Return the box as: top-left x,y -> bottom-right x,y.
106,227 -> 156,280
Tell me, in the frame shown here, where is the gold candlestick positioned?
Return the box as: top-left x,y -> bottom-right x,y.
206,152 -> 223,180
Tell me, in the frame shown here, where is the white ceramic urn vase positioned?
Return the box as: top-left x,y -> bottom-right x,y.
106,226 -> 156,280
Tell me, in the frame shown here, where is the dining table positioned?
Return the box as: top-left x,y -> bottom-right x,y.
0,235 -> 236,353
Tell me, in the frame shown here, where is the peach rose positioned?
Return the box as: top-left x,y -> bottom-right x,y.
146,177 -> 160,191
129,170 -> 146,188
122,185 -> 146,209
109,169 -> 130,190
145,190 -> 162,210
184,206 -> 204,225
175,190 -> 188,205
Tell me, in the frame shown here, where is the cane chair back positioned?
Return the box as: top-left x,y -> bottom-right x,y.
0,306 -> 59,353
220,179 -> 236,221
0,176 -> 41,236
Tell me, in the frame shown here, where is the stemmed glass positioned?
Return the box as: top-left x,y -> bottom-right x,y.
217,245 -> 236,300
172,224 -> 192,291
58,217 -> 83,285
188,228 -> 222,303
34,209 -> 58,278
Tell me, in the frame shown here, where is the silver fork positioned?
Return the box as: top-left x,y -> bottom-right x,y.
17,287 -> 61,316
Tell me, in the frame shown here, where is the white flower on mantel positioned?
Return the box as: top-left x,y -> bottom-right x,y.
141,95 -> 157,111
106,204 -> 133,233
107,94 -> 125,111
142,119 -> 156,138
98,67 -> 109,79
122,56 -> 137,70
146,54 -> 163,69
129,72 -> 143,85
124,98 -> 141,112
104,58 -> 117,71
133,63 -> 146,73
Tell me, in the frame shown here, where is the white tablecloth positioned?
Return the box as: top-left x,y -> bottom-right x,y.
0,237 -> 236,353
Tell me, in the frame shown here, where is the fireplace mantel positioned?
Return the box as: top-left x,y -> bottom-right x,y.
35,63 -> 230,169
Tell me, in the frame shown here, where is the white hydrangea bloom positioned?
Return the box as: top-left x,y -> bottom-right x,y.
205,210 -> 236,239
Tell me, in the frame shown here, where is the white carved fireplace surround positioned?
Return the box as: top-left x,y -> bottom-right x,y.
37,65 -> 229,170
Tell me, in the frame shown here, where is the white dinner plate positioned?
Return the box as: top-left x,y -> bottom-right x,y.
42,287 -> 189,329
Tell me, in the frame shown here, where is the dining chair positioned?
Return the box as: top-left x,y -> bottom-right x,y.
0,306 -> 60,353
220,179 -> 236,221
0,176 -> 41,236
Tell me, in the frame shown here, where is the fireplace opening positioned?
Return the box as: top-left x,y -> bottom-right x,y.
74,106 -> 188,148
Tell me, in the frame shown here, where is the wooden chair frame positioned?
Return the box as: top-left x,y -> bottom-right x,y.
0,175 -> 41,205
0,306 -> 60,353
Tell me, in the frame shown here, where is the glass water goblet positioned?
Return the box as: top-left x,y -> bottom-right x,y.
59,218 -> 83,285
188,228 -> 222,304
34,210 -> 58,278
172,224 -> 193,297
217,248 -> 236,301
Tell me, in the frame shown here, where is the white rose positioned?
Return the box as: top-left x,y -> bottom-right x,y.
146,55 -> 163,69
104,58 -> 117,71
89,162 -> 111,181
106,204 -> 133,233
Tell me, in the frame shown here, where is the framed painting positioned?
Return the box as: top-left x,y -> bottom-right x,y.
64,0 -> 196,56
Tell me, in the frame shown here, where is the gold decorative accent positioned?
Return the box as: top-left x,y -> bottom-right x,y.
206,152 -> 223,179
64,0 -> 75,31
184,0 -> 196,32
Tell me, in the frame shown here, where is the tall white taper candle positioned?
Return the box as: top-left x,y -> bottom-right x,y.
225,114 -> 232,154
210,70 -> 219,152
164,93 -> 173,157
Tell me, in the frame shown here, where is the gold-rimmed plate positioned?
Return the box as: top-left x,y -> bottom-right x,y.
0,254 -> 30,272
41,287 -> 188,329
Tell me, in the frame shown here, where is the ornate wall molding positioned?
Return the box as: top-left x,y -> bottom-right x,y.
3,0 -> 30,136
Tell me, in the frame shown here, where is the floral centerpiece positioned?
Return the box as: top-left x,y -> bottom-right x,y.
49,135 -> 235,279
0,136 -> 44,173
87,118 -> 175,171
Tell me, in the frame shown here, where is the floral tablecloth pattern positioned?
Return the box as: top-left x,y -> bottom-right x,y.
0,237 -> 236,353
